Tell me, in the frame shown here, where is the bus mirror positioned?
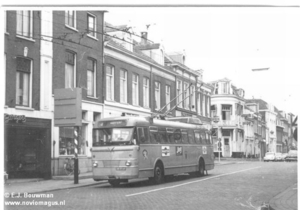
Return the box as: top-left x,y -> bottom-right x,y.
133,139 -> 137,145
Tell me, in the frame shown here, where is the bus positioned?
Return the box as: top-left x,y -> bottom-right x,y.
91,116 -> 214,186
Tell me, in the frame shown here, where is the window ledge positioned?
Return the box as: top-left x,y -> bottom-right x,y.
65,25 -> 78,32
5,32 -> 10,35
86,96 -> 99,100
16,35 -> 35,42
87,34 -> 98,41
15,106 -> 35,111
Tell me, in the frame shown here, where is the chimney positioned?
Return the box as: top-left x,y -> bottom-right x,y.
141,32 -> 148,45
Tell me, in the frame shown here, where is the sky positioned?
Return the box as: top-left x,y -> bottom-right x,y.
101,6 -> 300,115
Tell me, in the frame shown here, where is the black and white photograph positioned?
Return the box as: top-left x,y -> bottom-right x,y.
1,1 -> 299,209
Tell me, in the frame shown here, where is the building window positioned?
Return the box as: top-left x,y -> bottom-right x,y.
184,83 -> 190,109
87,13 -> 96,37
106,65 -> 114,101
176,80 -> 182,108
211,105 -> 217,117
222,104 -> 232,120
165,85 -> 171,111
16,11 -> 33,38
191,85 -> 196,111
65,51 -> 76,88
221,82 -> 229,94
120,69 -> 127,103
197,93 -> 201,115
65,11 -> 76,28
202,93 -> 205,116
155,81 -> 161,110
143,77 -> 149,108
132,74 -> 139,106
206,96 -> 210,117
87,58 -> 96,97
16,57 -> 31,106
59,127 -> 85,155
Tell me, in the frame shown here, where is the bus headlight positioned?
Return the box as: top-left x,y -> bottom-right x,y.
125,161 -> 131,166
93,161 -> 98,167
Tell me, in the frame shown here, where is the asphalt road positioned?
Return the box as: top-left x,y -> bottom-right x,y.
5,161 -> 297,210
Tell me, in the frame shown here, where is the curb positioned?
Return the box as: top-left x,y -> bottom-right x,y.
268,183 -> 297,210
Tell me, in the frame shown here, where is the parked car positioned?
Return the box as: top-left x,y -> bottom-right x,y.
264,152 -> 276,162
274,153 -> 283,161
285,150 -> 298,162
281,153 -> 288,161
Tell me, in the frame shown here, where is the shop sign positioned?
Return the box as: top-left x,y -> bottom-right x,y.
4,114 -> 26,123
54,88 -> 82,127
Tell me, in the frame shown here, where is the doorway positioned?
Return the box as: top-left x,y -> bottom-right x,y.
7,127 -> 46,178
224,138 -> 230,157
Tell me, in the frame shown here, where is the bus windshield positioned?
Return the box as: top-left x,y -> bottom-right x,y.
93,128 -> 134,146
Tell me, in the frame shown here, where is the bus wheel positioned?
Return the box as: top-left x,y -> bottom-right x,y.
153,163 -> 164,184
108,180 -> 121,187
197,159 -> 205,177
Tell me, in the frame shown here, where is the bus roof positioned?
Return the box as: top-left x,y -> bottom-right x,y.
93,116 -> 209,130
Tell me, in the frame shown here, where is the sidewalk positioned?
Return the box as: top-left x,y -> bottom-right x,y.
4,172 -> 103,196
269,183 -> 298,210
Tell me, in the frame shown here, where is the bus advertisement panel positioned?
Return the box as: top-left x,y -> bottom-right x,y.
92,116 -> 214,186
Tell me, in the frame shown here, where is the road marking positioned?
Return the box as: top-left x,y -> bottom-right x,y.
126,166 -> 261,197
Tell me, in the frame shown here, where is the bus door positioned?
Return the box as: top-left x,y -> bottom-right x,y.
137,127 -> 152,175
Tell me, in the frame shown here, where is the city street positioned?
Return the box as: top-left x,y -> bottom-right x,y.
5,161 -> 297,210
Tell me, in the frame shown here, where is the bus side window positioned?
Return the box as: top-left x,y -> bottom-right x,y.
149,127 -> 158,143
150,131 -> 158,143
158,127 -> 167,143
167,128 -> 174,143
199,132 -> 203,144
194,131 -> 201,144
201,133 -> 207,144
138,127 -> 149,144
188,130 -> 195,144
174,129 -> 182,143
207,133 -> 212,144
181,129 -> 188,144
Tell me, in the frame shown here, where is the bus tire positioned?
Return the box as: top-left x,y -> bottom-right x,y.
108,180 -> 121,187
153,163 -> 164,184
197,159 -> 205,177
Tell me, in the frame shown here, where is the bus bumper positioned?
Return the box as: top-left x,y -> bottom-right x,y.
92,167 -> 139,180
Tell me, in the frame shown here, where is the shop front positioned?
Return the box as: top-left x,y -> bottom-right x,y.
4,115 -> 52,179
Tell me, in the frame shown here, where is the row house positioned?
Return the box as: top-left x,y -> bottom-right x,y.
246,99 -> 277,153
208,78 -> 245,158
165,53 -> 213,129
245,102 -> 267,158
103,27 -> 176,118
5,10 -> 53,179
4,10 -> 106,178
52,11 -> 105,176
